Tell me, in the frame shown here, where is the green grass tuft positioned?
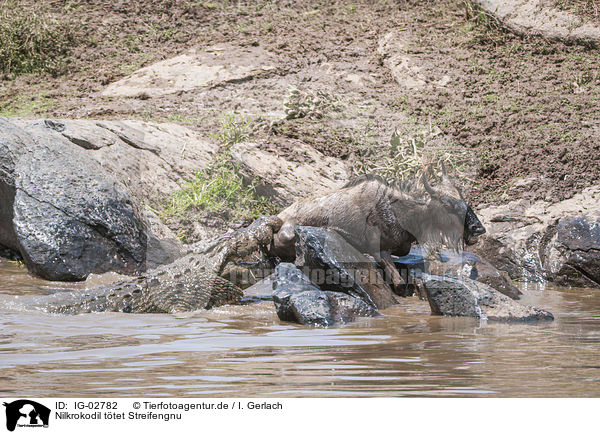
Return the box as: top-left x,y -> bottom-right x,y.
212,113 -> 250,147
162,155 -> 278,219
0,1 -> 77,77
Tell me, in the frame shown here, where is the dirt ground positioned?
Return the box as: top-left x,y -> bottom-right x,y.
2,0 -> 599,212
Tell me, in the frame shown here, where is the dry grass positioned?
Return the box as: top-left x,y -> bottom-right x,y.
0,1 -> 77,77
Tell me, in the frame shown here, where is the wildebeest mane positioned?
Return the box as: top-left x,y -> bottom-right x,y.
342,174 -> 426,197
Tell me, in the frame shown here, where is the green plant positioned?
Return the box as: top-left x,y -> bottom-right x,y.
352,130 -> 419,179
212,113 -> 250,147
201,2 -> 217,10
283,86 -> 340,120
0,1 -> 77,76
166,113 -> 196,125
162,155 -> 278,219
0,92 -> 54,117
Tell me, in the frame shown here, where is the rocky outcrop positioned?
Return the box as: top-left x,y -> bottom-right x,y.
294,226 -> 400,309
14,118 -> 217,207
474,186 -> 600,287
270,225 -> 400,326
423,274 -> 553,322
0,117 -> 187,281
230,141 -> 348,207
473,0 -> 600,47
273,263 -> 377,326
101,43 -> 278,98
541,215 -> 600,287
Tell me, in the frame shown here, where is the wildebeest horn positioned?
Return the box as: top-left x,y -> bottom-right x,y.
441,160 -> 457,187
422,173 -> 437,197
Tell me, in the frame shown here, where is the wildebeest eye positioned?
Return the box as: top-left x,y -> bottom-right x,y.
440,196 -> 467,217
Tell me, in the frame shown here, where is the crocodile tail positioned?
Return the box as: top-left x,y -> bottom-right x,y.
205,275 -> 244,309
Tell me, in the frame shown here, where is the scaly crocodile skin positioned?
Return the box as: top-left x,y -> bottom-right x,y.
37,216 -> 282,314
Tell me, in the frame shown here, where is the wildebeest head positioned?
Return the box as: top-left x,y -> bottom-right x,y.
421,164 -> 485,247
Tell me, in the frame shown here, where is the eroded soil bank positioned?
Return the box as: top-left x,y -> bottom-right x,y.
1,0 -> 599,217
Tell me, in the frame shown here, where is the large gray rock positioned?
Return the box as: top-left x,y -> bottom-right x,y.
0,117 -> 183,281
15,118 -> 217,208
272,263 -> 377,326
293,226 -> 400,309
394,246 -> 521,300
474,0 -> 600,47
541,215 -> 600,287
422,274 -> 553,322
474,187 -> 600,287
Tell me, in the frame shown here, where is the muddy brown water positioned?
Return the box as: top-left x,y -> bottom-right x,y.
0,260 -> 599,398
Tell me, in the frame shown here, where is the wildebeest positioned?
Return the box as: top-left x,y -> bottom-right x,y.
271,166 -> 486,292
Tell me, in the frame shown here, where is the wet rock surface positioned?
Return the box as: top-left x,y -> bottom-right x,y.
22,216 -> 282,314
423,274 -> 553,322
272,263 -> 377,327
542,215 -> 600,287
394,246 -> 522,300
429,250 -> 522,300
475,186 -> 600,287
293,226 -> 400,310
0,117 -> 182,281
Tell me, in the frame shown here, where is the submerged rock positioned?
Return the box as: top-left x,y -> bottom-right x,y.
394,246 -> 521,300
422,274 -> 553,322
293,226 -> 400,309
429,250 -> 522,300
273,263 -> 377,326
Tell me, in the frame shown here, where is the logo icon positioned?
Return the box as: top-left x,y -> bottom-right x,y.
3,400 -> 50,432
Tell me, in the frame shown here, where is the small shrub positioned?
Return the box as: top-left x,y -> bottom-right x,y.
283,86 -> 340,120
351,128 -> 454,180
212,113 -> 250,147
0,1 -> 77,76
460,0 -> 506,46
162,155 -> 278,219
352,129 -> 426,179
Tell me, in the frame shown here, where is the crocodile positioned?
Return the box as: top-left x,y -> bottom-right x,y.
30,216 -> 282,314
